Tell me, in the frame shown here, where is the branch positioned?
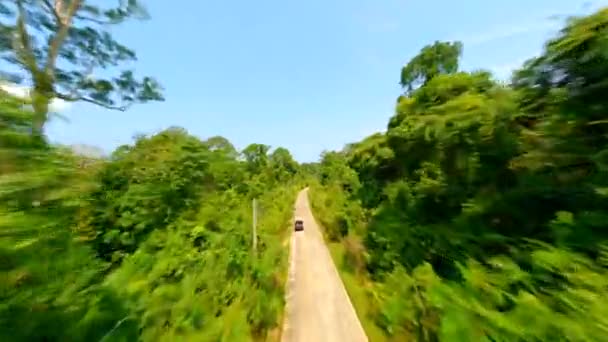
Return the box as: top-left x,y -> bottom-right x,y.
79,97 -> 129,111
15,0 -> 39,75
44,0 -> 82,77
57,61 -> 96,99
74,14 -> 114,25
41,0 -> 63,26
55,91 -> 130,111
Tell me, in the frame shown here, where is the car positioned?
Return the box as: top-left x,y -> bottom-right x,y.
294,217 -> 304,231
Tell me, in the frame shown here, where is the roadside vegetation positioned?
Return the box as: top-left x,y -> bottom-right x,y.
309,8 -> 608,342
1,92 -> 304,341
0,1 -> 304,340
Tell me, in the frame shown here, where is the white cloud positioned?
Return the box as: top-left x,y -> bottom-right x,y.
489,59 -> 529,81
1,83 -> 29,98
0,83 -> 71,112
49,98 -> 71,112
457,20 -> 560,47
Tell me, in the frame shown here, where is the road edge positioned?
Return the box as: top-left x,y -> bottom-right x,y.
304,188 -> 369,342
279,203 -> 297,342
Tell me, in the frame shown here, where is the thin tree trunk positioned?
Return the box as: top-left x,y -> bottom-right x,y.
32,95 -> 49,136
31,72 -> 54,138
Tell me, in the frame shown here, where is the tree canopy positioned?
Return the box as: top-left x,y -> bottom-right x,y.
0,0 -> 163,135
309,7 -> 608,341
400,41 -> 462,93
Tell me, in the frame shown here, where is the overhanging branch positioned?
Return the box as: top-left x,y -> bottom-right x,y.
74,14 -> 114,25
54,91 -> 130,111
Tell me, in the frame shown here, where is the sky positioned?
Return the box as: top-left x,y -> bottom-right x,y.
42,0 -> 608,162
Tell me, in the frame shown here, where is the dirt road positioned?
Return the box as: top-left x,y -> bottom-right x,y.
281,188 -> 368,342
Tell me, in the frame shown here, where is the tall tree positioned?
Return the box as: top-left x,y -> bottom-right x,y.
269,147 -> 298,181
242,143 -> 270,174
203,135 -> 244,191
204,135 -> 238,159
0,0 -> 164,136
400,41 -> 462,93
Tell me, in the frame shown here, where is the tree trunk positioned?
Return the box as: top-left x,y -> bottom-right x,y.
31,73 -> 54,138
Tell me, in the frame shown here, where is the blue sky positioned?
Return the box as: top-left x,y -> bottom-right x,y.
45,0 -> 608,162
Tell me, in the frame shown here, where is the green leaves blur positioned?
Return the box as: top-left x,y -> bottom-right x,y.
0,90 -> 132,341
311,7 -> 608,342
1,86 -> 304,340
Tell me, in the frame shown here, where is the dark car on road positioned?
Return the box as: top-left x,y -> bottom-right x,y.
294,217 -> 304,231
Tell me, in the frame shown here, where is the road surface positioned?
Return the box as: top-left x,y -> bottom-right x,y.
281,188 -> 368,342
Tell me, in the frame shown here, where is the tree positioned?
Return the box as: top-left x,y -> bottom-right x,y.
204,135 -> 238,159
241,143 -> 270,174
319,151 -> 360,194
400,41 -> 462,93
269,147 -> 298,181
300,162 -> 320,178
0,0 -> 164,136
346,133 -> 397,208
203,136 -> 244,191
88,128 -> 211,262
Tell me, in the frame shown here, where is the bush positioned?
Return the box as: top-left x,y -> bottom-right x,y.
342,235 -> 366,275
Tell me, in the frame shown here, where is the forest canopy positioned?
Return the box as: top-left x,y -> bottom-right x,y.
309,7 -> 608,342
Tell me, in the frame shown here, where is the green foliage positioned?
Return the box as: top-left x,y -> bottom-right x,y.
105,185 -> 298,341
310,154 -> 366,241
346,133 -> 397,209
0,91 -> 133,341
86,131 -> 302,340
242,143 -> 271,174
0,88 -> 303,340
88,127 -> 213,262
400,41 -> 463,93
0,0 -> 163,134
310,7 -> 608,341
269,147 -> 299,183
